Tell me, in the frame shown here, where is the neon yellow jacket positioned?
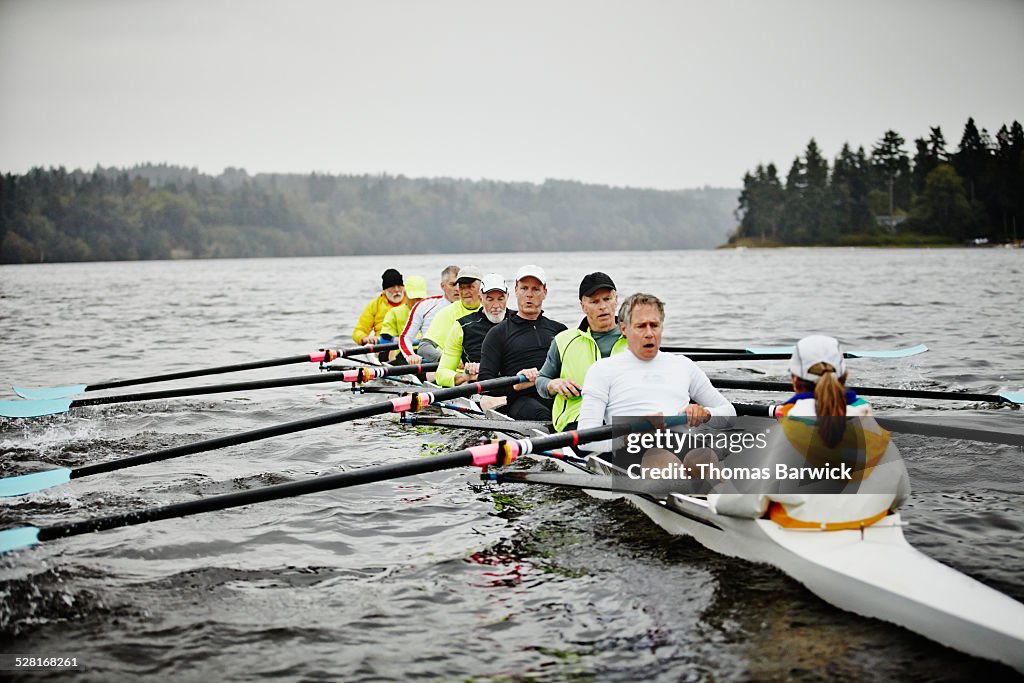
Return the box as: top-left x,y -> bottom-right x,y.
352,293 -> 404,345
381,304 -> 412,339
550,325 -> 628,430
435,322 -> 466,387
423,300 -> 480,346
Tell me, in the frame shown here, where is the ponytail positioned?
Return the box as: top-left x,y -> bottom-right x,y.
795,363 -> 848,447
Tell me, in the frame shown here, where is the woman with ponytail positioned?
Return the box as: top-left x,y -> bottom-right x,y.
710,335 -> 910,529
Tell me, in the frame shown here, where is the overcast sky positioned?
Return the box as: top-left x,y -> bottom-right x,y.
1,0 -> 1021,190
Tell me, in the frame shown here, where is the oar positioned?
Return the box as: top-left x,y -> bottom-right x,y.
0,363 -> 439,419
0,375 -> 523,498
662,343 -> 928,359
711,378 -> 1024,405
0,414 -> 678,555
11,342 -> 403,400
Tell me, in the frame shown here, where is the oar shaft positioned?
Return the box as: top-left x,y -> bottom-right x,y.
83,343 -> 399,391
660,346 -> 748,353
711,378 -> 1012,403
42,452 -> 476,543
70,376 -> 521,479
67,363 -> 438,408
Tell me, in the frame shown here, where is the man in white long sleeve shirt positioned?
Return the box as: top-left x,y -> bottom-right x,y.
577,292 -> 736,452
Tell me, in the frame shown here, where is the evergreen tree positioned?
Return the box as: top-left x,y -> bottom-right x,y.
831,143 -> 873,237
912,126 -> 948,195
870,130 -> 911,218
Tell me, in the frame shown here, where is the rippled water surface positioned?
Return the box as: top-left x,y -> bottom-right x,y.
0,249 -> 1022,681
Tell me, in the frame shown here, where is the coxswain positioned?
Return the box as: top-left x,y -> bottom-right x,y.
709,335 -> 910,527
478,265 -> 567,421
435,273 -> 512,387
352,268 -> 406,345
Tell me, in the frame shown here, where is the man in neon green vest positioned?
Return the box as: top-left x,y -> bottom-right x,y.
532,272 -> 627,431
406,265 -> 483,364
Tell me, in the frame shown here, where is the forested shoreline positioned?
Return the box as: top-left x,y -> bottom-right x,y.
0,167 -> 736,264
731,117 -> 1024,246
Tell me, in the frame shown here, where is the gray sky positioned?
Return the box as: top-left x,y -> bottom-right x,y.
1,0 -> 1022,190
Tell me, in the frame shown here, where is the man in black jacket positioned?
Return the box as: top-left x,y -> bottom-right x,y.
478,265 -> 567,421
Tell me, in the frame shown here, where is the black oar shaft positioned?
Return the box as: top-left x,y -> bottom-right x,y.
70,376 -> 520,479
69,363 -> 437,408
711,379 -> 1010,403
661,346 -> 748,354
42,452 -> 476,543
83,343 -> 399,391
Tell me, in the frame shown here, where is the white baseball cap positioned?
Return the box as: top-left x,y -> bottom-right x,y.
515,264 -> 546,285
481,273 -> 507,293
789,335 -> 847,382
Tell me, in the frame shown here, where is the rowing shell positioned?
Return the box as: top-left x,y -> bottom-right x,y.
424,384 -> 1024,673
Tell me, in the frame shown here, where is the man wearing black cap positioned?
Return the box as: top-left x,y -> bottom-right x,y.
351,268 -> 406,345
532,272 -> 627,431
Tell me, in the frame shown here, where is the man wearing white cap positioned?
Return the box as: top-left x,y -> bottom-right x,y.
407,265 -> 484,364
478,265 -> 567,421
435,273 -> 512,387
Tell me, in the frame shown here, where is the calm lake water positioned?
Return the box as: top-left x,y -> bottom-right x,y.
0,248 -> 1022,681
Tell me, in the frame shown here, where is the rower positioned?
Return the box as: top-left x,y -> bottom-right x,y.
435,273 -> 512,387
576,292 -> 735,451
710,335 -> 910,527
352,268 -> 406,345
396,266 -> 458,362
378,275 -> 427,361
407,266 -> 484,364
534,272 -> 628,432
478,265 -> 567,421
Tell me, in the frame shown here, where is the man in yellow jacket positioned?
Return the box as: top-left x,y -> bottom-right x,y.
351,268 -> 406,345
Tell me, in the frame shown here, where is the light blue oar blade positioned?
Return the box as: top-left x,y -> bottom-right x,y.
744,346 -> 794,354
0,398 -> 74,419
744,344 -> 928,358
13,384 -> 88,400
847,344 -> 929,358
999,392 -> 1024,405
0,526 -> 42,554
0,468 -> 73,497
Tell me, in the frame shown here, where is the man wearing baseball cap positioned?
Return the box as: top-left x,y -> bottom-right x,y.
478,265 -> 567,421
533,272 -> 629,432
408,265 -> 483,363
435,273 -> 512,387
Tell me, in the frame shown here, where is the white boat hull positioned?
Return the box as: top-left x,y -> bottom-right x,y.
427,386 -> 1024,671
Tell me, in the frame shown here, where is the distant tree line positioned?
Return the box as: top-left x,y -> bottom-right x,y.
731,118 -> 1024,246
0,165 -> 737,264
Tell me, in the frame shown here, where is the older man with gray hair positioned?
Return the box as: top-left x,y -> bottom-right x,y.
576,292 -> 735,451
